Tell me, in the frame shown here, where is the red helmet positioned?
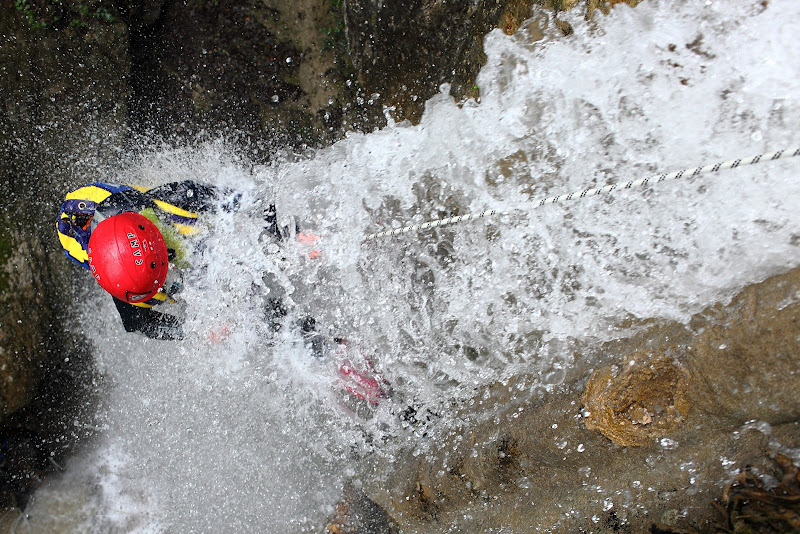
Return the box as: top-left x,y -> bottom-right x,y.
87,213 -> 169,303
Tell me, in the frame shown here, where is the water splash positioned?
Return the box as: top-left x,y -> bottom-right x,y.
26,0 -> 800,530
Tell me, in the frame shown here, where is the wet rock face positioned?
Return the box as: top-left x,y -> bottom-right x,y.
121,0 -> 541,148
685,275 -> 800,426
3,0 -> 542,159
343,0 -> 535,122
0,4 -> 116,509
584,264 -> 800,447
123,0 -> 386,151
0,233 -> 50,419
327,483 -> 399,534
363,267 -> 800,532
126,1 -> 308,144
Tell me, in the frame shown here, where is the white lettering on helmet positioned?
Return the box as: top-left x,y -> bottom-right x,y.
133,249 -> 142,257
130,240 -> 140,248
135,259 -> 143,266
127,232 -> 135,239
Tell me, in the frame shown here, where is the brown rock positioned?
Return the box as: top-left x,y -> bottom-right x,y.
685,271 -> 800,425
363,266 -> 800,532
582,353 -> 690,446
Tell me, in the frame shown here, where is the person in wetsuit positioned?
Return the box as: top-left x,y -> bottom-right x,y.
56,181 -> 392,405
56,181 -> 239,340
57,180 -> 320,341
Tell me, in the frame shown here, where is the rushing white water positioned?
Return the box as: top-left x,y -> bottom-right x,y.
24,0 -> 800,531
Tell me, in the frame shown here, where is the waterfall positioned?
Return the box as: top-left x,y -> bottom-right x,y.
24,0 -> 800,531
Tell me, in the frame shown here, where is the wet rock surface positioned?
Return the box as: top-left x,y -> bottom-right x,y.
122,0 -> 545,149
0,3 -> 115,511
327,482 -> 399,534
343,0 -> 536,121
122,0 -> 378,150
359,265 -> 800,532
